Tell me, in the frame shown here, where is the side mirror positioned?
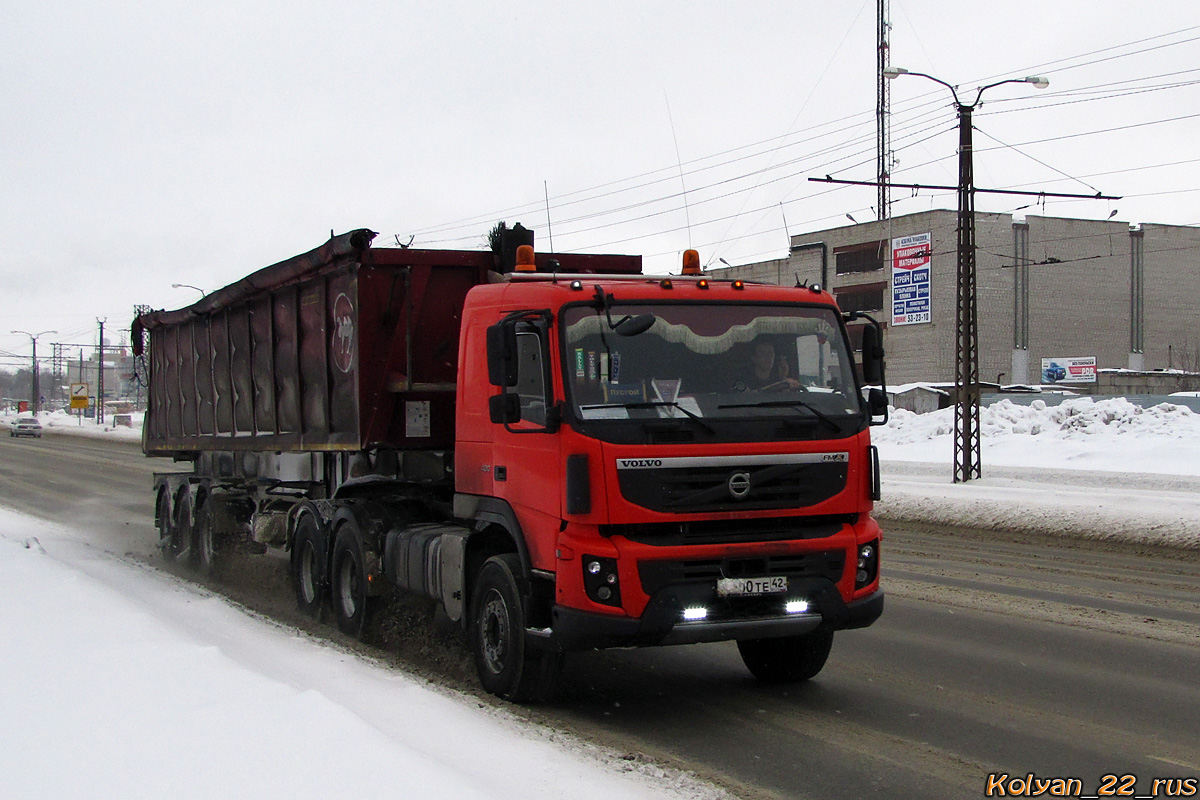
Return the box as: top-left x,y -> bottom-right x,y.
868,387 -> 889,425
488,393 -> 520,424
486,323 -> 518,387
861,324 -> 885,386
613,313 -> 656,337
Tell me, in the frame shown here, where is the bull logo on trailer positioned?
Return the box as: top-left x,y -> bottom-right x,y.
332,292 -> 355,374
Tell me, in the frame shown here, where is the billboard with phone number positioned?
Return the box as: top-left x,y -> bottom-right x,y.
891,232 -> 931,326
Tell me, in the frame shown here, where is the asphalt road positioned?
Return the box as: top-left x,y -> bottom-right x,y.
3,431 -> 1198,800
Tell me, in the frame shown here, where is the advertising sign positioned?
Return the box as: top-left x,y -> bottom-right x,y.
891,232 -> 932,326
1041,356 -> 1097,384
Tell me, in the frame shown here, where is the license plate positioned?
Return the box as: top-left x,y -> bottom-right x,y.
716,576 -> 788,597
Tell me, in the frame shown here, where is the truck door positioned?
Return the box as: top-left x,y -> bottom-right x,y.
492,322 -> 562,570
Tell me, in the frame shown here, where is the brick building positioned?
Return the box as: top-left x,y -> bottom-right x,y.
708,211 -> 1200,388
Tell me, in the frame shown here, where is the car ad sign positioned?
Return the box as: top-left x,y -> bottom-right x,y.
1041,356 -> 1097,384
891,232 -> 931,326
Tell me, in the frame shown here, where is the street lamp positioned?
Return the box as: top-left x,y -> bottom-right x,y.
11,329 -> 58,415
171,283 -> 206,297
884,67 -> 1048,482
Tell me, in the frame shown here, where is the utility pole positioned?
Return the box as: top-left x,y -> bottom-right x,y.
53,343 -> 64,408
78,349 -> 85,422
953,101 -> 980,480
876,0 -> 891,221
97,318 -> 106,425
811,73 -> 1117,481
11,329 -> 57,415
883,69 -> 1048,482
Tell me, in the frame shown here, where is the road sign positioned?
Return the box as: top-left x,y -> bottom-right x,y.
70,382 -> 90,410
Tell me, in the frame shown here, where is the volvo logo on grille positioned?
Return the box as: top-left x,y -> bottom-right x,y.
727,471 -> 752,499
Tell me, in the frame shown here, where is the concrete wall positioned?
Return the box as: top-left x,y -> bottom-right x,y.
707,211 -> 1200,392
1097,370 -> 1200,396
1140,224 -> 1200,373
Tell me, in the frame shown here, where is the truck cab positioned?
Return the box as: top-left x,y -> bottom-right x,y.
452,248 -> 885,697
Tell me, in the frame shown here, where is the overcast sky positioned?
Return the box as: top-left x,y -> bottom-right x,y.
4,1 -> 1199,371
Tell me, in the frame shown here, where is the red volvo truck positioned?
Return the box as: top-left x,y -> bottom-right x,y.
133,227 -> 888,701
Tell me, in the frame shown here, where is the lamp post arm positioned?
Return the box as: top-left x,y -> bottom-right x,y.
971,78 -> 1033,108
895,69 -> 961,105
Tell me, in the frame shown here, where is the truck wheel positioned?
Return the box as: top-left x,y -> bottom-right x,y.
170,491 -> 194,565
156,490 -> 173,554
330,522 -> 372,638
194,495 -> 220,577
470,553 -> 562,703
737,630 -> 835,683
291,514 -> 326,619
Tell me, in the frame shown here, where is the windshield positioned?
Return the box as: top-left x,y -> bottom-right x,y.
562,302 -> 863,426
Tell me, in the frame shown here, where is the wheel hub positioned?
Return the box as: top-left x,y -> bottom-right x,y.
480,592 -> 509,674
338,558 -> 358,617
300,544 -> 317,604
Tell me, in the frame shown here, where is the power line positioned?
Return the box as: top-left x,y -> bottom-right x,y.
386,28 -> 1200,260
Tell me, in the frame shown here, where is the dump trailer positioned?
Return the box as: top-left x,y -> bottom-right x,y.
133,227 -> 888,701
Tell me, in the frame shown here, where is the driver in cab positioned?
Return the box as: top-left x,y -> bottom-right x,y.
733,341 -> 801,392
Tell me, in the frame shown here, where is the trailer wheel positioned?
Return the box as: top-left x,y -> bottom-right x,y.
155,490 -> 173,554
470,553 -> 562,703
736,630 -> 834,683
194,495 -> 220,576
291,514 -> 326,619
330,521 -> 372,638
170,490 -> 194,564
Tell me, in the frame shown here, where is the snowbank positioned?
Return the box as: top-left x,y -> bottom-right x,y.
872,397 -> 1200,548
0,511 -> 728,800
874,396 -> 1200,476
1,408 -> 143,441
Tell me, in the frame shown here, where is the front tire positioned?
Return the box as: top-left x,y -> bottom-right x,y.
737,630 -> 835,683
470,553 -> 562,702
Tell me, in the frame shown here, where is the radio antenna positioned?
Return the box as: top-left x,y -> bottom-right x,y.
544,180 -> 555,252
665,93 -> 692,249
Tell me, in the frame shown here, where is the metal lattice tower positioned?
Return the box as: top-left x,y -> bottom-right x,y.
953,104 -> 981,482
876,0 -> 891,221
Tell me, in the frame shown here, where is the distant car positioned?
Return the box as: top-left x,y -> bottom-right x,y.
10,417 -> 43,438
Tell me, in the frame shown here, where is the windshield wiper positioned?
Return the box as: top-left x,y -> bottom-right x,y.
581,401 -> 716,435
717,399 -> 840,431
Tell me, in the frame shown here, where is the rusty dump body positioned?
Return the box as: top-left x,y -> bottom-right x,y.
134,229 -> 641,456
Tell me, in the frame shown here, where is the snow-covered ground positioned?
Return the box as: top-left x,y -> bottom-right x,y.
0,513 -> 727,800
1,407 -> 144,442
875,395 -> 1200,475
2,396 -> 1198,798
871,397 -> 1200,549
1,409 -> 730,799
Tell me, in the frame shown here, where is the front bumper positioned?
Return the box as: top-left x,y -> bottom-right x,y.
547,579 -> 883,652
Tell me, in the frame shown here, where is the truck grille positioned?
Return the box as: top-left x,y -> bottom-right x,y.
638,550 -> 846,596
616,460 -> 848,513
602,514 -> 854,546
